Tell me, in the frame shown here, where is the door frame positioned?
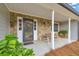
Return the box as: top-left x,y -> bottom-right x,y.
17,16 -> 38,43
17,17 -> 23,43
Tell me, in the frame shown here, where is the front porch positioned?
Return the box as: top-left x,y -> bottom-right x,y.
53,11 -> 79,49
54,12 -> 69,49
10,12 -> 52,56
10,10 -> 79,56
8,4 -> 79,56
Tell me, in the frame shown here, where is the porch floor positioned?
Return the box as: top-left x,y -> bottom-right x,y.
24,40 -> 51,56
23,39 -> 69,56
54,38 -> 68,48
45,40 -> 79,56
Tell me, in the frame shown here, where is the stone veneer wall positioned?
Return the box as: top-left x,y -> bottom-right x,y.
10,12 -> 51,40
37,19 -> 51,40
10,12 -> 17,35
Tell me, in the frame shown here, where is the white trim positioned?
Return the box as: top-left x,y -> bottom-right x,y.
54,23 -> 59,32
4,4 -> 10,11
68,18 -> 71,43
17,16 -> 23,43
8,14 -> 10,34
51,10 -> 55,49
71,39 -> 77,43
17,17 -> 36,43
33,19 -> 38,41
9,10 -> 50,20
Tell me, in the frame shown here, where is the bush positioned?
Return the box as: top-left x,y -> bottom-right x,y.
0,34 -> 35,56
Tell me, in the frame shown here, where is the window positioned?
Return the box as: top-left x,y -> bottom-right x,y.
54,23 -> 59,32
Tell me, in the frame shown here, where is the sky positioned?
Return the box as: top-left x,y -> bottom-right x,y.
69,3 -> 79,12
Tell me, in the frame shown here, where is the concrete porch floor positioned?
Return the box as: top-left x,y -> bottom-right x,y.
23,39 -> 68,56
54,38 -> 68,49
23,40 -> 51,56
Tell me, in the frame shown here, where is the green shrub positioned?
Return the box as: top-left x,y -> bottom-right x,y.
0,34 -> 35,56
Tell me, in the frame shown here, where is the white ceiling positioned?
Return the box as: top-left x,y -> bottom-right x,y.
5,3 -> 52,20
39,3 -> 79,20
55,12 -> 69,22
5,3 -> 76,22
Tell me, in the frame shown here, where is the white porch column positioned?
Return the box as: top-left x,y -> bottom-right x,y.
68,18 -> 71,43
51,10 -> 54,49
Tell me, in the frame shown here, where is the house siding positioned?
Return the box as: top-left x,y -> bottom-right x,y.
71,20 -> 78,41
0,4 -> 10,39
59,21 -> 68,31
59,20 -> 78,41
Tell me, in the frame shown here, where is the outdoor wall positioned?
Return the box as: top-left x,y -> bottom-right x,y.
10,12 -> 51,40
59,21 -> 78,41
59,21 -> 68,31
38,19 -> 51,40
0,4 -> 10,39
71,20 -> 78,41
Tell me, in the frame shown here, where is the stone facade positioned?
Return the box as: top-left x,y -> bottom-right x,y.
37,19 -> 51,40
10,12 -> 51,40
10,12 -> 17,35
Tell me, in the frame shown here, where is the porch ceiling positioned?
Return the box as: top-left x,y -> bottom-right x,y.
5,3 -> 52,20
5,3 -> 79,20
54,12 -> 69,22
39,3 -> 79,20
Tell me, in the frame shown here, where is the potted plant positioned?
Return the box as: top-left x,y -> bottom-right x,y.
58,30 -> 68,38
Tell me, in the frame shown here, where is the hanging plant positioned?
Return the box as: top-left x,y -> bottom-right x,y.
58,30 -> 68,38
